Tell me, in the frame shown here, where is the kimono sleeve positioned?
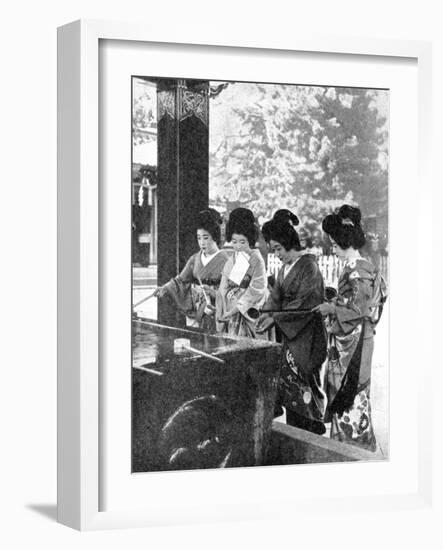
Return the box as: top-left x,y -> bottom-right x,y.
162,254 -> 196,314
176,255 -> 196,283
162,255 -> 195,291
333,269 -> 372,334
215,256 -> 233,316
236,251 -> 268,315
263,271 -> 282,312
274,257 -> 323,323
274,258 -> 324,341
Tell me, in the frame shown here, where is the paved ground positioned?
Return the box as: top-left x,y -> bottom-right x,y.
133,285 -> 158,318
133,282 -> 389,459
369,305 -> 389,458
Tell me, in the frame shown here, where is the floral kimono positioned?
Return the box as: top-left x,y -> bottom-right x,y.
267,254 -> 327,432
216,249 -> 268,338
162,250 -> 229,333
326,257 -> 386,451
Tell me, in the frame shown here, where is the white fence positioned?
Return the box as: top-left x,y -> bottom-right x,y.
267,253 -> 388,288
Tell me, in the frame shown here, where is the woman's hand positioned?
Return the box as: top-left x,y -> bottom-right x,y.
312,302 -> 336,316
218,307 -> 238,322
153,286 -> 167,299
201,285 -> 216,299
256,315 -> 274,333
204,304 -> 216,316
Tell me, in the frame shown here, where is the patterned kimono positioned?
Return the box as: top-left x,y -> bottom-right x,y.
216,249 -> 268,338
326,257 -> 384,451
162,250 -> 229,333
266,254 -> 327,431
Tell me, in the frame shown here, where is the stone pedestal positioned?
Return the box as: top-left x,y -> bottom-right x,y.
132,319 -> 282,472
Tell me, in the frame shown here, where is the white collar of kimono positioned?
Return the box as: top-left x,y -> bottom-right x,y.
283,255 -> 302,279
200,249 -> 220,266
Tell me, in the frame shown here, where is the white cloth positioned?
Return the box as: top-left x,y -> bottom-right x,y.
228,251 -> 250,285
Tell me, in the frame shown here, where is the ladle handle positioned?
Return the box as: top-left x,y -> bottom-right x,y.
184,345 -> 225,364
133,291 -> 156,308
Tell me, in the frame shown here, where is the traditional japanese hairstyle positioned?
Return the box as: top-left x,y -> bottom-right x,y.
297,227 -> 313,249
196,208 -> 223,245
225,207 -> 258,247
261,209 -> 302,251
322,204 -> 366,250
273,209 -> 299,227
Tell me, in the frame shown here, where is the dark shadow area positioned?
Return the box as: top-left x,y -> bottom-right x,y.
26,504 -> 57,522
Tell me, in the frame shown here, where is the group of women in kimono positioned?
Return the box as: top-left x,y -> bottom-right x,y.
153,204 -> 385,452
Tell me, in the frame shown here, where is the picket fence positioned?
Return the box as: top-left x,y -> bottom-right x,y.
267,253 -> 388,288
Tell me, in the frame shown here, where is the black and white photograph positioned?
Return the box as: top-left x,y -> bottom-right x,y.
4,0 -> 438,543
131,77 -> 389,473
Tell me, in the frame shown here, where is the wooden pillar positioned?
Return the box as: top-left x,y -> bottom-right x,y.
156,79 -> 209,326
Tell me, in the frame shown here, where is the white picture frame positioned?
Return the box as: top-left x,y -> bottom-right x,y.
57,19 -> 433,531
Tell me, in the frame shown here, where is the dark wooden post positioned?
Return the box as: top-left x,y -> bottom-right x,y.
156,79 -> 209,326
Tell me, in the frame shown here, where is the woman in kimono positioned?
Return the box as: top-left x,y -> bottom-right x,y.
256,210 -> 327,435
154,209 -> 229,333
216,208 -> 267,338
313,205 -> 386,451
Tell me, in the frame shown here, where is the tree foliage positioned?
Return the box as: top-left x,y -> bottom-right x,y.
209,83 -> 388,236
133,88 -> 156,146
